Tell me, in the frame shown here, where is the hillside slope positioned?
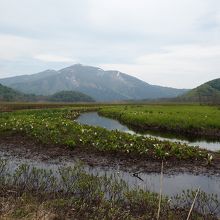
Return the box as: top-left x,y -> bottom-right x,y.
0,84 -> 94,102
178,78 -> 220,103
47,91 -> 94,102
0,83 -> 37,101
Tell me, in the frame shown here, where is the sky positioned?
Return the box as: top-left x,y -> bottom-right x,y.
0,0 -> 220,89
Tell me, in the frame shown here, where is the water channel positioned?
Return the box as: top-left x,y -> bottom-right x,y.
1,112 -> 220,199
76,112 -> 220,151
74,112 -> 220,197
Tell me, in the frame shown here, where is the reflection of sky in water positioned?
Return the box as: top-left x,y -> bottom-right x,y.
88,166 -> 220,197
76,112 -> 220,151
76,112 -> 135,134
1,149 -> 220,198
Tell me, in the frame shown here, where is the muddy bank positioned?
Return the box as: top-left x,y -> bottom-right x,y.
131,123 -> 220,141
1,134 -> 220,176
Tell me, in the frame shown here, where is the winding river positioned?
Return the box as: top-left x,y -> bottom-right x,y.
74,112 -> 220,197
76,112 -> 220,151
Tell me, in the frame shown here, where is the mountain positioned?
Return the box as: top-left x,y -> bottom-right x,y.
0,83 -> 37,101
47,91 -> 94,102
0,69 -> 58,85
177,78 -> 220,103
0,64 -> 188,101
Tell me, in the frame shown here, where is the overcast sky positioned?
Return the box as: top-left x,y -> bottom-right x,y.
0,0 -> 220,88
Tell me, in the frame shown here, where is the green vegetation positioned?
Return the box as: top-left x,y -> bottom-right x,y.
177,78 -> 220,103
0,107 -> 210,160
1,103 -> 220,218
47,90 -> 94,102
99,104 -> 220,138
0,102 -> 100,112
0,83 -> 95,102
0,160 -> 219,219
0,83 -> 37,101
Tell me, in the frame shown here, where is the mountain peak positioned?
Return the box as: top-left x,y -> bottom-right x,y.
71,63 -> 84,67
45,69 -> 56,72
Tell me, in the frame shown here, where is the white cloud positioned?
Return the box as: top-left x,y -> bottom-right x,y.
88,0 -> 212,36
137,45 -> 220,62
0,34 -> 38,60
34,54 -> 75,63
0,0 -> 220,87
100,44 -> 220,88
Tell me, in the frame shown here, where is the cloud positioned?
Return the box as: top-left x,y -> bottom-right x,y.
0,34 -> 38,60
34,54 -> 75,63
100,44 -> 220,88
88,0 -> 215,37
0,0 -> 220,87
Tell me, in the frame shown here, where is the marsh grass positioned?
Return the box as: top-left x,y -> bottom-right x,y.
0,159 -> 219,219
0,108 -> 208,161
99,104 -> 220,139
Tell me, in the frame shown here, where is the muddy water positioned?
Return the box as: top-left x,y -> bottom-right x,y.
1,149 -> 220,197
76,112 -> 220,151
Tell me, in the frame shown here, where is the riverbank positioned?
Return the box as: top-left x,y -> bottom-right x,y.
76,111 -> 220,151
1,108 -> 217,163
1,134 -> 220,175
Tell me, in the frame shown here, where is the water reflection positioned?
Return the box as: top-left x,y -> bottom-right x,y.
1,150 -> 220,197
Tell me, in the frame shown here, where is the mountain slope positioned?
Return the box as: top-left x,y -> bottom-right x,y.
0,83 -> 37,101
0,69 -> 58,85
178,78 -> 220,103
0,64 -> 188,101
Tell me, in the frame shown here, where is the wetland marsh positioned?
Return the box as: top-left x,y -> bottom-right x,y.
1,103 -> 220,219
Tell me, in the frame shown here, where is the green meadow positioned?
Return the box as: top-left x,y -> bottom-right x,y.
99,104 -> 220,138
0,106 -> 211,160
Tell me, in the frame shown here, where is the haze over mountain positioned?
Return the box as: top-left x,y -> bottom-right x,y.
0,64 -> 188,102
178,78 -> 220,103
